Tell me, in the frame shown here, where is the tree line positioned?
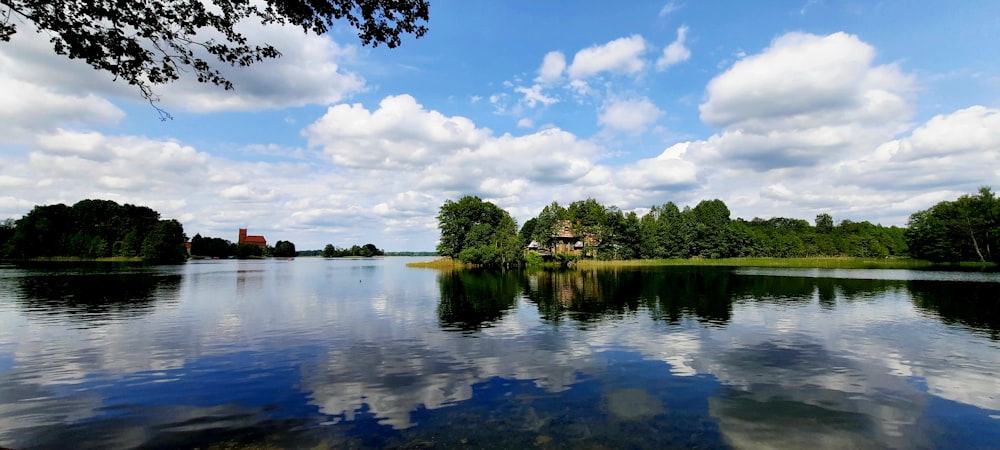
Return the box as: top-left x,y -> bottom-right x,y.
0,199 -> 186,262
0,199 -> 312,261
320,243 -> 385,257
437,188 -> 998,267
522,198 -> 910,260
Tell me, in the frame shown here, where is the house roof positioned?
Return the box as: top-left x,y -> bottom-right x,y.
243,235 -> 266,245
556,220 -> 575,238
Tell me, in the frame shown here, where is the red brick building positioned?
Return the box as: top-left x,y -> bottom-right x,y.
238,228 -> 267,248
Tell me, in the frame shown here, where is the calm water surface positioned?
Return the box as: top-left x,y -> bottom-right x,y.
0,258 -> 998,449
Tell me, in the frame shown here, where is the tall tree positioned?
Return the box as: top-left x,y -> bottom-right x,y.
530,201 -> 567,253
436,196 -> 523,267
906,187 -> 999,263
141,219 -> 187,262
9,203 -> 72,258
273,240 -> 297,257
656,202 -> 689,258
519,217 -> 538,246
567,198 -> 608,255
690,199 -> 732,258
361,243 -> 383,256
491,214 -> 523,268
639,206 -> 663,259
1,0 -> 429,115
815,213 -> 834,233
0,218 -> 14,258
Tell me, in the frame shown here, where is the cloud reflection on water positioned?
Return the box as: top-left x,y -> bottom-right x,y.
0,260 -> 997,448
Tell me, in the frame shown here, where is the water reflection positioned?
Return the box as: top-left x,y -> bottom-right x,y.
437,269 -> 520,330
6,270 -> 181,326
909,279 -> 1000,339
1,260 -> 999,449
521,267 -> 912,326
523,267 -> 735,325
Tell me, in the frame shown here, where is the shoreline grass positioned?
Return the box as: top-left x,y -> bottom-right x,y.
405,257 -> 473,269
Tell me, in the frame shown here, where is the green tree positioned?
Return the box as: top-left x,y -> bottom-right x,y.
491,214 -> 523,267
639,207 -> 663,259
623,211 -> 643,259
656,202 -> 689,258
322,244 -> 337,257
118,229 -> 144,257
436,196 -> 523,267
273,240 -> 297,257
237,243 -> 264,259
815,213 -> 834,233
567,198 -> 608,256
690,199 -> 732,258
141,219 -> 187,262
725,219 -> 758,257
9,203 -> 72,258
953,187 -> 997,262
0,218 -> 14,258
519,217 -> 537,246
1,0 -> 429,113
906,187 -> 999,263
190,233 -> 205,255
437,196 -> 498,258
360,243 -> 383,257
530,201 -> 567,252
2,199 -> 190,260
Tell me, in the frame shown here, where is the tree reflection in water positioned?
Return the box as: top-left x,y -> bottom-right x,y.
521,267 -> 739,325
8,266 -> 181,326
909,279 -> 1000,339
437,269 -> 520,330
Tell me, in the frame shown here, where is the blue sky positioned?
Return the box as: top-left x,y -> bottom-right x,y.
1,0 -> 998,251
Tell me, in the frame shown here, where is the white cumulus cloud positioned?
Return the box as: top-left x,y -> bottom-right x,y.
696,32 -> 913,171
303,94 -> 491,170
657,26 -> 691,70
515,84 -> 559,108
617,142 -> 699,190
568,35 -> 647,79
599,97 -> 665,132
536,51 -> 567,83
157,22 -> 365,112
834,106 -> 1000,191
0,76 -> 124,142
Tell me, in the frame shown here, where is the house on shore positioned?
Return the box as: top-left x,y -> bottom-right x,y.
528,220 -> 595,257
238,228 -> 267,249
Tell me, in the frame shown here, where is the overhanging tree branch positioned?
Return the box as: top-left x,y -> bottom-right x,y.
0,0 -> 429,118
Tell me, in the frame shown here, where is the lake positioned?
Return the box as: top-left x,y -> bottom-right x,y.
1,258 -> 998,449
